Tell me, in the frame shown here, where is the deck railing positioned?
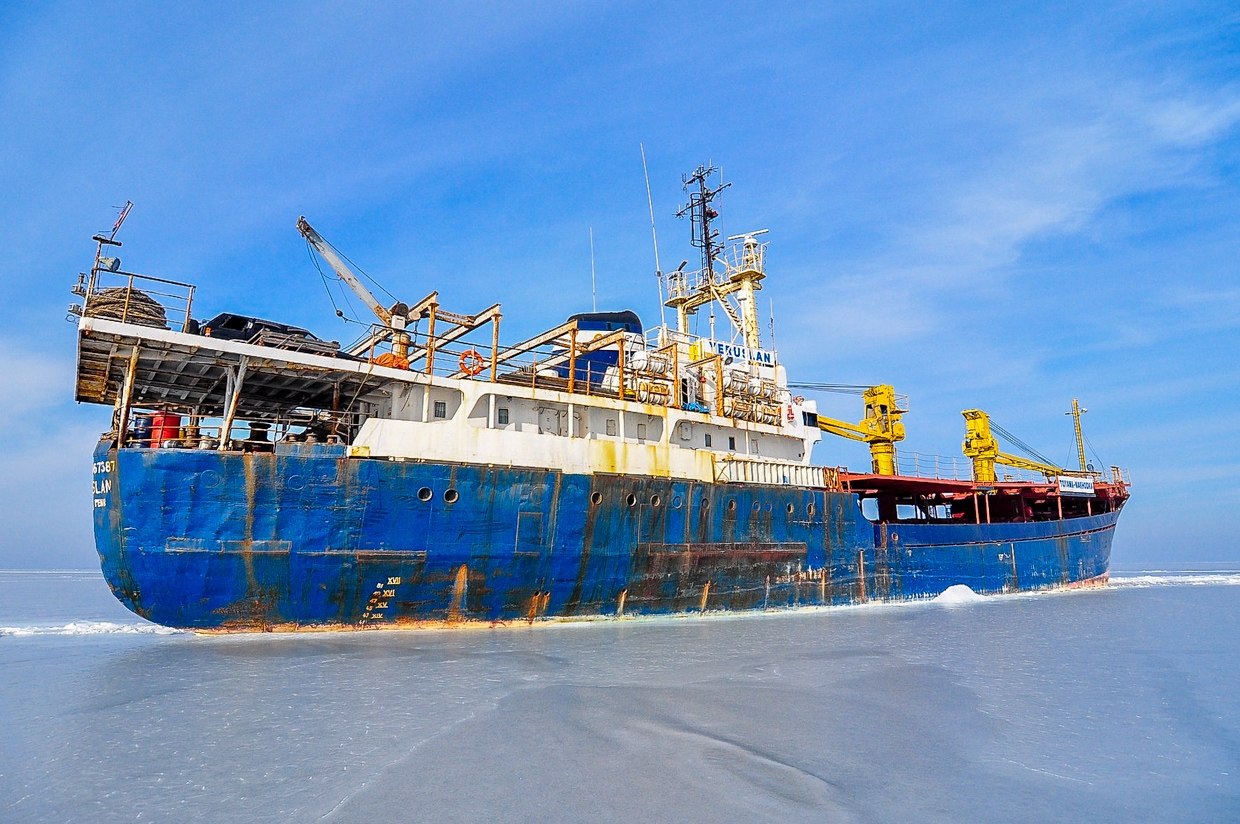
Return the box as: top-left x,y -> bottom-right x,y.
115,408 -> 369,451
894,451 -> 980,482
891,450 -> 1131,486
77,268 -> 195,332
716,457 -> 842,491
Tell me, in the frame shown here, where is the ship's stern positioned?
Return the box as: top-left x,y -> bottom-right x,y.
92,438 -> 153,622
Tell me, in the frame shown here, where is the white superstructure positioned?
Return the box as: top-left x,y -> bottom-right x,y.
351,327 -> 824,485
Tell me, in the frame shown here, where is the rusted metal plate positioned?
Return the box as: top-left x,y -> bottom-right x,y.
92,444 -> 1119,631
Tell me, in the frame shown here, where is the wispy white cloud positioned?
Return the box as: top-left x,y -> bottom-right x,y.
790,81 -> 1240,356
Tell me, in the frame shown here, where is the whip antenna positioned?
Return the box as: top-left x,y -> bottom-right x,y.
589,227 -> 597,313
640,143 -> 667,328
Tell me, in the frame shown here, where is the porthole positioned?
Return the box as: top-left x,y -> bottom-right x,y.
417,487 -> 432,502
444,488 -> 459,504
765,503 -> 773,513
672,495 -> 683,508
752,501 -> 762,512
727,500 -> 737,512
626,493 -> 637,507
701,498 -> 710,510
891,532 -> 900,542
806,502 -> 815,517
650,494 -> 661,507
590,491 -> 602,505
786,503 -> 795,515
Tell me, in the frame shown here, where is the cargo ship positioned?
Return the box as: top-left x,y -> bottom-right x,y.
73,169 -> 1129,631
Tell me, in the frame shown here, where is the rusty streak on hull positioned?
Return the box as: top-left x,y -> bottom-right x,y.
93,441 -> 1119,632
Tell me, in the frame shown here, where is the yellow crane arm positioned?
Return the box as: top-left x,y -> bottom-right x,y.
995,451 -> 1065,477
816,417 -> 868,442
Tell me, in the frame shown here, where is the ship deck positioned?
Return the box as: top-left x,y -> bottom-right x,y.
77,316 -> 394,420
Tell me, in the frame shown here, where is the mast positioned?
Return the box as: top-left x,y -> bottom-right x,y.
1068,398 -> 1088,472
672,165 -> 730,335
665,165 -> 768,350
727,230 -> 769,351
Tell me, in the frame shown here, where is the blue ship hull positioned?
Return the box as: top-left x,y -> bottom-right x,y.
92,441 -> 1117,631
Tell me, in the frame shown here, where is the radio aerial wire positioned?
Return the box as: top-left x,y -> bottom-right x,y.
589,227 -> 597,313
640,143 -> 667,329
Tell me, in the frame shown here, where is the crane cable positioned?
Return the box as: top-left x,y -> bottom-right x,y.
307,242 -> 346,319
319,233 -> 399,304
307,241 -> 370,328
1082,431 -> 1106,470
305,232 -> 402,320
787,383 -> 873,396
989,420 -> 1057,467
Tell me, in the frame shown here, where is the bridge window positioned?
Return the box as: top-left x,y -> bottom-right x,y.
728,436 -> 736,451
497,407 -> 509,425
434,401 -> 447,419
704,433 -> 712,448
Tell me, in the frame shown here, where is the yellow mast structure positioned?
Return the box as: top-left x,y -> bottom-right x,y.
1067,398 -> 1088,473
665,231 -> 768,349
815,385 -> 907,475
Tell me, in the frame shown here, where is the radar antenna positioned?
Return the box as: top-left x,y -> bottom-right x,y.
675,164 -> 730,290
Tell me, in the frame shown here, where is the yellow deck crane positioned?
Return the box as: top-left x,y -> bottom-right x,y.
961,409 -> 1069,484
801,384 -> 907,475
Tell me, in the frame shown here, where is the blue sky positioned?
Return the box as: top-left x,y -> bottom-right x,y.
1,1 -> 1237,569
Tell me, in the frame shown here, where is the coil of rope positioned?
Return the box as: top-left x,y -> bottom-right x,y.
83,287 -> 168,329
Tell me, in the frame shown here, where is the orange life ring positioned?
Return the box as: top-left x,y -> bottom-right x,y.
459,348 -> 485,376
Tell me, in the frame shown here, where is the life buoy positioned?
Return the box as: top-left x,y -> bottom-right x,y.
459,348 -> 485,376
